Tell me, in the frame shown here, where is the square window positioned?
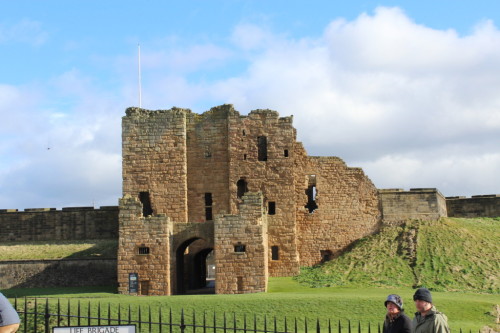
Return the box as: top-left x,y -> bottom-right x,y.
234,244 -> 246,252
138,247 -> 150,255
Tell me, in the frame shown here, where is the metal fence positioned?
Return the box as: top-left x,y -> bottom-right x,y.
12,297 -> 476,333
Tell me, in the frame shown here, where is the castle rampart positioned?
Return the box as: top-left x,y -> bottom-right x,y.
0,206 -> 118,241
378,188 -> 447,225
446,194 -> 500,218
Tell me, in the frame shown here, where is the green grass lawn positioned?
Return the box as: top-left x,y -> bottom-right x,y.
0,239 -> 117,260
5,278 -> 499,333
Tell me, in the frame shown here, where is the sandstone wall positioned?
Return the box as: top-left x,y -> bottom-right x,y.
227,108 -> 299,277
0,259 -> 116,289
294,152 -> 381,267
215,193 -> 268,294
186,106 -> 231,222
122,107 -> 188,222
118,195 -> 172,295
379,188 -> 447,224
446,195 -> 500,217
0,206 -> 118,241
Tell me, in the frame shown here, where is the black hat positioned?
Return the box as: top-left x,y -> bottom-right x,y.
385,294 -> 403,310
413,288 -> 432,303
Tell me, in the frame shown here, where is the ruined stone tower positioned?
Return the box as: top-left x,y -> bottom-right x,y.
117,104 -> 381,295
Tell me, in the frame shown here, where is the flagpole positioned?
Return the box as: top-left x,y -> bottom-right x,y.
138,44 -> 142,108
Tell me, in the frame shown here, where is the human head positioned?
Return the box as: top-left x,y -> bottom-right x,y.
385,294 -> 403,315
413,288 -> 433,313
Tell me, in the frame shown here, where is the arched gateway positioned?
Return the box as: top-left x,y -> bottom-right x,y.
117,105 -> 381,295
172,223 -> 214,295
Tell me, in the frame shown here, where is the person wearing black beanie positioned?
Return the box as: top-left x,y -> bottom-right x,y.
383,294 -> 411,333
412,288 -> 450,333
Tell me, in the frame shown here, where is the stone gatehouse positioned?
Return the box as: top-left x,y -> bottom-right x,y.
117,104 -> 381,295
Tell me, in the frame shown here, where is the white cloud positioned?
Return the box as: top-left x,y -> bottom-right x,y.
0,70 -> 123,209
231,23 -> 274,50
205,7 -> 500,196
0,19 -> 48,46
2,6 -> 500,209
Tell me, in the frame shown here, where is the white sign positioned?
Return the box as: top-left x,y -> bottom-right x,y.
53,325 -> 135,333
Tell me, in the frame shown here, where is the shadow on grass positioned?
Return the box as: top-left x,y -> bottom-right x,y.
3,285 -> 118,298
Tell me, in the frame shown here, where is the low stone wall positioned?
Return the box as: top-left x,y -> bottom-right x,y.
446,195 -> 500,218
0,206 -> 119,241
379,188 -> 447,224
0,258 -> 117,289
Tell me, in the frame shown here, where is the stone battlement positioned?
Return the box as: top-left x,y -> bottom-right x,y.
0,206 -> 118,241
446,194 -> 500,218
0,206 -> 117,213
378,188 -> 447,225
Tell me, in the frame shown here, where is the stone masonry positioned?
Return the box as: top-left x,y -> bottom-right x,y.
0,206 -> 118,241
379,188 -> 447,225
215,192 -> 268,294
118,104 -> 382,295
446,194 -> 500,218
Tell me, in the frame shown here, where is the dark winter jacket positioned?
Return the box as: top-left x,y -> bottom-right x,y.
383,311 -> 412,333
412,306 -> 450,333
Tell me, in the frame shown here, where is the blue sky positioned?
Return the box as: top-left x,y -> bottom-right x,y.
1,1 -> 500,209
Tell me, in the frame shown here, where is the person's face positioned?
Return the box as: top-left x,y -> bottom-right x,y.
386,302 -> 400,315
414,299 -> 432,313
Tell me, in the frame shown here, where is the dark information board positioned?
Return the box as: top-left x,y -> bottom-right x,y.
128,273 -> 138,293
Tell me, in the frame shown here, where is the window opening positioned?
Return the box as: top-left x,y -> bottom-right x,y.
205,193 -> 213,221
284,149 -> 289,157
139,191 -> 153,217
205,207 -> 213,221
305,185 -> 318,213
271,246 -> 279,260
321,250 -> 333,263
236,178 -> 248,199
242,130 -> 246,136
243,154 -> 247,160
138,247 -> 150,255
268,201 -> 276,215
234,243 -> 246,252
205,193 -> 213,206
304,175 -> 318,213
257,136 -> 267,161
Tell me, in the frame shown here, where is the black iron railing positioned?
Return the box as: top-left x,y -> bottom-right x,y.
11,297 -> 476,333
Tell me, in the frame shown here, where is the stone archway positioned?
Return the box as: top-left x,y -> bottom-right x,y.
172,221 -> 215,295
175,237 -> 214,294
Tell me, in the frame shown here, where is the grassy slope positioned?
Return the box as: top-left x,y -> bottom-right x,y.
415,218 -> 499,293
294,217 -> 500,294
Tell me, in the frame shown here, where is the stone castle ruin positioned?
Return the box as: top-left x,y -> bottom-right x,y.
1,104 -> 499,294
118,104 -> 383,295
